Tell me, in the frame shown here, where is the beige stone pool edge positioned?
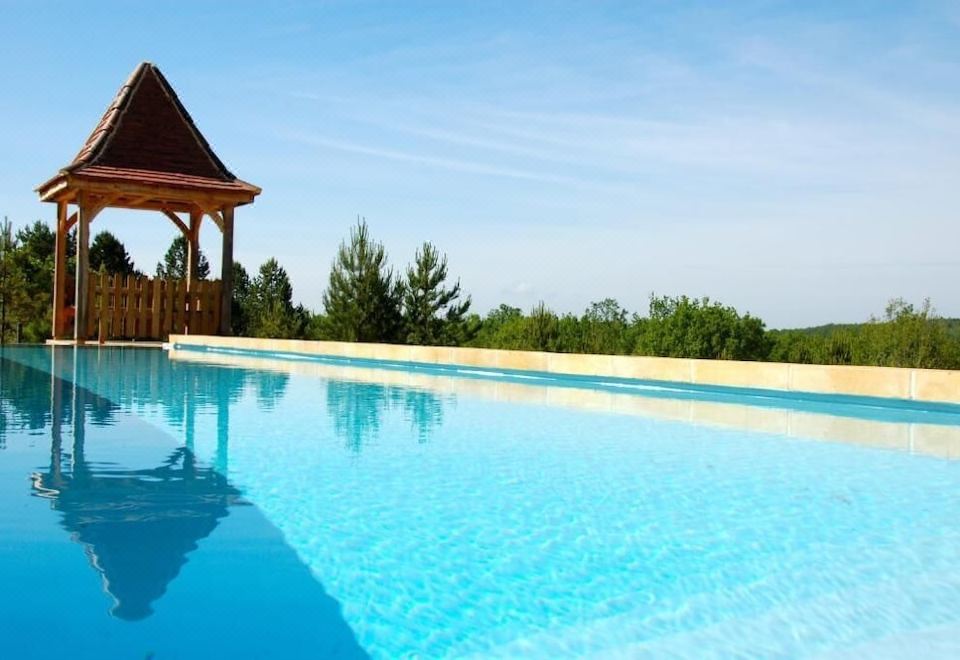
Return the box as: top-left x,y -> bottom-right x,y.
167,348 -> 960,460
168,334 -> 960,406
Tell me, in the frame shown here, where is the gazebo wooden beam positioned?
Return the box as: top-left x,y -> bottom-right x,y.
195,202 -> 224,232
41,176 -> 256,205
87,193 -> 122,222
52,201 -> 69,338
127,193 -> 155,206
161,209 -> 190,237
109,200 -> 198,214
219,205 -> 235,335
74,193 -> 91,344
187,210 -> 202,287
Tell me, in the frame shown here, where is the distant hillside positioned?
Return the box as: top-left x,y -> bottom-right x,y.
778,318 -> 960,337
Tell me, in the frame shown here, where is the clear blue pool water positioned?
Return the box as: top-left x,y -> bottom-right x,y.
2,346 -> 959,658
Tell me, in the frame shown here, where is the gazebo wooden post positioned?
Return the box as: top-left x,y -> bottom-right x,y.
52,200 -> 68,339
74,194 -> 91,345
187,209 -> 202,288
219,205 -> 234,335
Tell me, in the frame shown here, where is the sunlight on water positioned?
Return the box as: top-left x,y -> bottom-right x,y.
2,345 -> 960,658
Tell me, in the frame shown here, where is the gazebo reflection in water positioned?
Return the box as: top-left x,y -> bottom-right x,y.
32,446 -> 242,621
17,350 -> 288,621
2,346 -> 451,622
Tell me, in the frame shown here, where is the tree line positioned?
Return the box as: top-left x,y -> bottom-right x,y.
1,216 -> 958,370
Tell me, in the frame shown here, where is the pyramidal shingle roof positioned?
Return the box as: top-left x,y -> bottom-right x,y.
68,61 -> 235,180
38,61 -> 259,203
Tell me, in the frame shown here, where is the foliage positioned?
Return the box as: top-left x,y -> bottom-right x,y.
768,298 -> 960,369
89,231 -> 137,276
464,294 -> 960,369
12,221 -> 68,342
2,216 -> 958,370
155,235 -> 209,280
0,220 -> 81,343
246,258 -> 307,339
402,242 -> 472,345
582,298 -> 636,355
859,298 -> 956,368
466,295 -> 769,359
634,295 -> 770,361
322,220 -> 403,342
0,219 -> 30,343
230,262 -> 252,336
467,304 -> 523,349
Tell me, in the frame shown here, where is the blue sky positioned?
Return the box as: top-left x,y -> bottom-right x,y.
1,1 -> 958,328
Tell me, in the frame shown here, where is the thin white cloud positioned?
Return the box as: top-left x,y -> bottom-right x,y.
276,130 -> 619,189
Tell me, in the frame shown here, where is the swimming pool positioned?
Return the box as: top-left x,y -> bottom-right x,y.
1,345 -> 959,658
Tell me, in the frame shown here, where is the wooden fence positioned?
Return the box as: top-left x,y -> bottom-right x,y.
76,273 -> 221,341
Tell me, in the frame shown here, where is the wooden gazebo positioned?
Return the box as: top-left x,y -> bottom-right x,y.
36,61 -> 260,343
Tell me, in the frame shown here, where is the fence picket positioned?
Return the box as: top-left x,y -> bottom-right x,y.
151,278 -> 161,338
80,271 -> 222,341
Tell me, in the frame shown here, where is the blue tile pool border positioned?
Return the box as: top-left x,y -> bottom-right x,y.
170,343 -> 960,426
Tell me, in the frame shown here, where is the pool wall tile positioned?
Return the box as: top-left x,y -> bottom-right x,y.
692,359 -> 791,391
789,363 -> 912,400
168,336 -> 960,406
609,355 -> 692,382
166,347 -> 960,459
547,353 -> 614,377
913,369 -> 960,404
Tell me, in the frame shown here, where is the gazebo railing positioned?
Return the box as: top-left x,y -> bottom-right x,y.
70,272 -> 222,341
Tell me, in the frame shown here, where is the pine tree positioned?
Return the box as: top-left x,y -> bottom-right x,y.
155,235 -> 209,280
323,219 -> 402,342
402,242 -> 471,345
89,231 -> 137,276
231,261 -> 252,336
0,219 -> 29,343
12,221 -> 63,342
249,258 -> 302,338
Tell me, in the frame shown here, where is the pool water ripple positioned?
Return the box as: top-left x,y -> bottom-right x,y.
2,346 -> 959,658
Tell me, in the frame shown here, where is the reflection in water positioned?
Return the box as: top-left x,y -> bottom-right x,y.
0,347 -> 452,623
0,350 -> 370,656
32,447 -> 243,621
326,381 -> 391,453
1,354 -> 249,621
0,347 -> 291,447
254,369 -> 290,411
326,380 -> 450,452
0,356 -> 58,436
399,388 -> 447,444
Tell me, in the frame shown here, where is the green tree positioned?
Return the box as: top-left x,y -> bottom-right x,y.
468,304 -> 524,348
555,313 -> 585,353
524,301 -> 560,351
0,219 -> 30,343
322,220 -> 403,342
768,330 -> 824,364
305,312 -> 332,340
856,298 -> 957,369
402,242 -> 472,345
248,258 -> 305,339
89,231 -> 137,276
489,304 -> 522,323
231,261 -> 252,336
155,235 -> 209,280
634,295 -> 769,361
12,221 -> 64,342
767,298 -> 960,369
582,298 -> 632,354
